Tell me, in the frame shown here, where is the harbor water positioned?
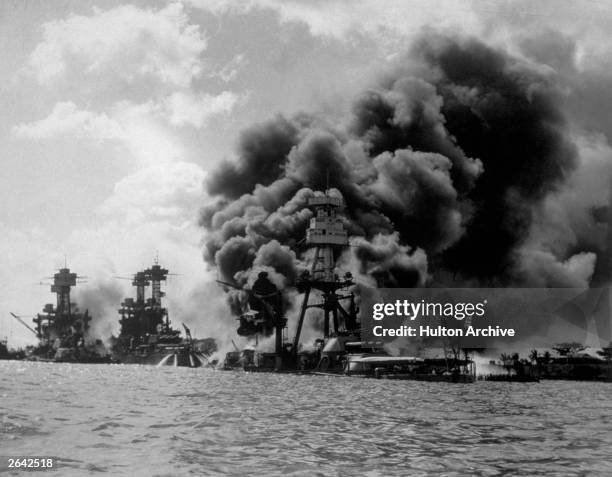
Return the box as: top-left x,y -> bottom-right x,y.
1,361 -> 611,476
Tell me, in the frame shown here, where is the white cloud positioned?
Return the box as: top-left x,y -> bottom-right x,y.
184,0 -> 255,16
14,87 -> 242,145
12,101 -> 122,141
184,0 -> 612,69
185,0 -> 480,39
11,100 -> 182,166
164,90 -> 241,127
11,100 -> 183,171
12,89 -> 241,165
98,161 -> 206,223
29,2 -> 206,88
112,100 -> 184,166
211,53 -> 247,82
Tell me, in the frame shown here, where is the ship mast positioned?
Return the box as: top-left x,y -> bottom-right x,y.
34,267 -> 89,345
117,260 -> 174,343
146,262 -> 169,329
118,271 -> 150,339
293,192 -> 358,356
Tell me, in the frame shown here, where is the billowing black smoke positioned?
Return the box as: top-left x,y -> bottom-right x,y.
200,32 -> 593,293
206,115 -> 302,199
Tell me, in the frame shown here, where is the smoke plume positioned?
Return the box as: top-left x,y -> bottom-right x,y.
200,32 -> 610,332
74,279 -> 124,341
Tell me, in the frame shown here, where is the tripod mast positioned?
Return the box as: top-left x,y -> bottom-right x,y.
293,193 -> 358,355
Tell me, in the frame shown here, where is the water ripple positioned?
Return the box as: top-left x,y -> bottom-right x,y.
1,361 -> 611,476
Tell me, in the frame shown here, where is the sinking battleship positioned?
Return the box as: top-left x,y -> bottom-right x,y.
111,261 -> 216,367
10,267 -> 110,363
219,193 -> 361,371
220,191 -> 476,381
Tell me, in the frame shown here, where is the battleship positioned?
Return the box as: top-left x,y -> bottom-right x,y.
110,261 -> 216,367
219,192 -> 360,372
219,191 -> 476,381
10,267 -> 111,363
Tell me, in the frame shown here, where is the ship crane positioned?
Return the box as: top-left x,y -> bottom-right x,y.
292,193 -> 359,360
9,312 -> 38,337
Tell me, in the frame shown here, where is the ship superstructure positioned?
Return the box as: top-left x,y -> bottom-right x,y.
218,271 -> 287,369
116,264 -> 180,346
220,191 -> 359,371
113,260 -> 214,367
293,194 -> 359,348
10,266 -> 109,362
218,191 -> 477,380
35,268 -> 91,347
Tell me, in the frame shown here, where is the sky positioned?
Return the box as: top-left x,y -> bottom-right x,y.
2,0 -> 612,348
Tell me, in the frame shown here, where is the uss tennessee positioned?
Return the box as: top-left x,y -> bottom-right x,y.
373,324 -> 515,337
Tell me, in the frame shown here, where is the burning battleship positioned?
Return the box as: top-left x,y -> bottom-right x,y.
218,191 -> 475,381
111,260 -> 216,367
198,35 -> 604,379
10,267 -> 110,363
